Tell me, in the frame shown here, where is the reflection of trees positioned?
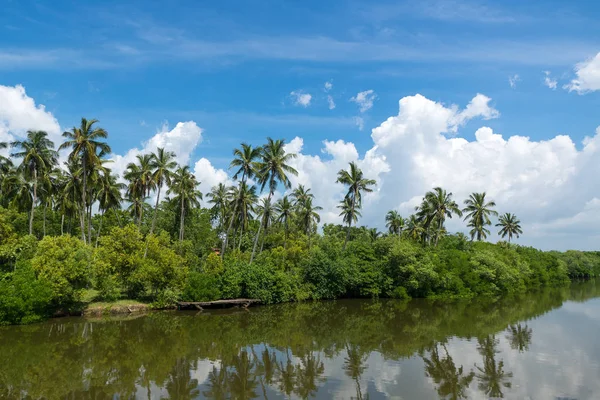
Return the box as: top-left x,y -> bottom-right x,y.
294,351 -> 326,399
423,343 -> 474,400
277,352 -> 296,398
203,365 -> 228,400
475,335 -> 513,398
162,357 -> 200,400
228,350 -> 259,400
344,344 -> 370,400
506,324 -> 532,353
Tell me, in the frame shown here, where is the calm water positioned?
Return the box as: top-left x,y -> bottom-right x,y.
2,282 -> 600,399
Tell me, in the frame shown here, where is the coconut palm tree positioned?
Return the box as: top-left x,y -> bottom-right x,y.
298,197 -> 322,248
149,147 -> 177,236
496,213 -> 523,243
338,197 -> 361,238
385,210 -> 405,236
336,162 -> 376,249
418,187 -> 463,246
229,182 -> 258,249
207,182 -> 231,232
463,192 -> 498,241
11,130 -> 58,235
0,141 -> 12,179
96,171 -> 125,246
1,167 -> 33,213
405,214 -> 424,242
167,165 -> 202,241
251,138 -> 298,263
59,118 -> 111,243
274,195 -> 294,249
255,197 -> 274,252
291,184 -> 314,208
124,154 -> 154,226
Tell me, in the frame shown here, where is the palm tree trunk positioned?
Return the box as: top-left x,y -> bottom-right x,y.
221,188 -> 242,258
139,199 -> 144,227
343,195 -> 356,250
260,225 -> 268,253
87,202 -> 93,245
29,169 -> 37,235
61,214 -> 65,235
238,225 -> 243,251
250,193 -> 271,263
434,219 -> 442,247
81,158 -> 87,244
150,185 -> 161,235
95,209 -> 104,248
179,196 -> 185,241
113,208 -> 123,227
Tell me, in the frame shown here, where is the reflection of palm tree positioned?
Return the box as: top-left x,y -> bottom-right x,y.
475,336 -> 513,398
506,324 -> 532,353
344,344 -> 369,400
277,354 -> 296,398
203,365 -> 229,400
229,350 -> 258,400
294,352 -> 326,399
162,357 -> 200,400
423,344 -> 474,400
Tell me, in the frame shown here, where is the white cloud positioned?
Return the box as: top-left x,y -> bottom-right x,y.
324,81 -> 333,92
509,74 -> 520,88
544,70 -> 558,90
110,121 -> 203,180
193,157 -> 231,196
0,84 -> 61,145
566,52 -> 600,93
350,89 -> 377,112
353,116 -> 365,130
290,91 -> 312,107
327,95 -> 336,110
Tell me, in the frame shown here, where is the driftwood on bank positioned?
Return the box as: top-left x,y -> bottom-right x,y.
176,298 -> 261,311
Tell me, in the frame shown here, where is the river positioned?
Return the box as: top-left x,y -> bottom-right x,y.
1,280 -> 599,399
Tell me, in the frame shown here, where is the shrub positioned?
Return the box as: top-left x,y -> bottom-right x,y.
0,263 -> 53,325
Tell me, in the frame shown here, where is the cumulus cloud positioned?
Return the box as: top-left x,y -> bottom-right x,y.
0,84 -> 61,146
324,81 -> 333,92
509,74 -> 520,88
544,71 -> 558,90
350,89 -> 377,112
290,90 -> 312,107
110,121 -> 203,180
193,157 -> 231,195
566,52 -> 600,93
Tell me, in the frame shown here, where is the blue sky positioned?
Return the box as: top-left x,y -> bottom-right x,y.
2,0 -> 600,249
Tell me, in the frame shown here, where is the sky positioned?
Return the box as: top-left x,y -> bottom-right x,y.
2,0 -> 600,250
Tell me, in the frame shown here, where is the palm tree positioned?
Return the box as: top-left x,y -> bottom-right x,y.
291,184 -> 314,207
96,171 -> 125,246
149,147 -> 177,236
368,227 -> 381,242
250,138 -> 298,263
385,210 -> 405,236
1,167 -> 33,213
167,165 -> 202,241
338,197 -> 361,238
222,143 -> 261,257
255,197 -> 274,252
418,187 -> 462,246
229,182 -> 258,249
59,118 -> 111,243
207,183 -> 230,233
336,162 -> 376,249
0,141 -> 12,180
496,213 -> 523,243
274,195 -> 294,249
405,214 -> 424,242
463,192 -> 498,241
11,130 -> 58,235
298,197 -> 322,248
124,154 -> 154,226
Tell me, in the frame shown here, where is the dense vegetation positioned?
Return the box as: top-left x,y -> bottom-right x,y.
1,120 -> 599,325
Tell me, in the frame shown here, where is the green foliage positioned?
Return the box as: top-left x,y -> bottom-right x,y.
30,235 -> 91,307
0,263 -> 53,325
182,272 -> 222,301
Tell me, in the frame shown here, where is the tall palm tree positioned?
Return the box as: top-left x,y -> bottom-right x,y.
0,141 -> 12,181
222,143 -> 261,257
124,154 -> 154,226
385,210 -> 405,236
207,183 -> 230,233
496,213 -> 523,243
149,147 -> 177,236
463,192 -> 498,241
255,197 -> 274,252
336,162 -> 376,249
250,138 -> 298,263
405,214 -> 424,242
274,195 -> 294,249
418,187 -> 462,246
96,171 -> 125,246
1,167 -> 33,213
167,165 -> 202,241
59,118 -> 111,243
229,182 -> 258,249
11,130 -> 58,235
338,197 -> 361,238
298,197 -> 322,248
291,184 -> 314,207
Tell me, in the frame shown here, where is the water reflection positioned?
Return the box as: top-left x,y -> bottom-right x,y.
1,281 -> 599,399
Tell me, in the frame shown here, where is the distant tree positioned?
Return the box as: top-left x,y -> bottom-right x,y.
463,192 -> 498,241
496,213 -> 523,243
